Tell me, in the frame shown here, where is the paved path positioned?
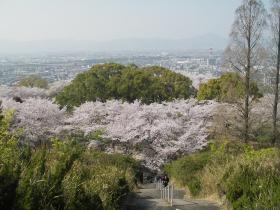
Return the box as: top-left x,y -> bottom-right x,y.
124,183 -> 220,210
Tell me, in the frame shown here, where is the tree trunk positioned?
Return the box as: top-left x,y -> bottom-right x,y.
245,56 -> 250,144
244,18 -> 252,144
272,15 -> 280,145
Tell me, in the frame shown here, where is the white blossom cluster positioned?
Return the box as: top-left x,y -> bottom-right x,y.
0,80 -> 71,100
1,76 -> 277,169
0,85 -> 48,99
57,99 -> 219,169
1,92 -> 277,169
0,96 -> 219,169
1,98 -> 65,145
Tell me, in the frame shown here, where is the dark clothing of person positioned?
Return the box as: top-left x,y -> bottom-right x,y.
156,175 -> 161,182
162,175 -> 169,187
140,172 -> 144,184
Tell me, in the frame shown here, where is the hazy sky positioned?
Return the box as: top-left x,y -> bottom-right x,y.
0,0 -> 270,42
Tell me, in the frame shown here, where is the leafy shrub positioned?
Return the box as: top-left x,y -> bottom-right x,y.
197,78 -> 221,101
81,152 -> 140,210
209,140 -> 251,164
252,123 -> 275,145
224,149 -> 280,210
197,72 -> 262,102
0,111 -> 21,210
0,111 -> 140,210
14,141 -> 140,210
165,150 -> 211,196
56,63 -> 195,109
166,140 -> 280,209
62,160 -> 103,210
16,140 -> 83,210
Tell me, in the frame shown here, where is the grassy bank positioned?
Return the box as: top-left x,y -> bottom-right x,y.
165,140 -> 280,209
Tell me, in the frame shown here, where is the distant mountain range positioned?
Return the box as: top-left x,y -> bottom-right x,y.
0,34 -> 228,54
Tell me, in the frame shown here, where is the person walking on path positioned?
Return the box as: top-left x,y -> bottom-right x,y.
162,174 -> 169,187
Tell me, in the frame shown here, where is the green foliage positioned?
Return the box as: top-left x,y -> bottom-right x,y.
62,159 -> 103,210
165,150 -> 211,196
18,75 -> 48,89
197,79 -> 221,101
197,72 -> 262,102
0,111 -> 21,210
14,142 -> 140,210
253,123 -> 274,145
0,115 -> 140,210
78,152 -> 140,210
224,149 -> 280,210
55,63 -> 195,109
57,129 -> 106,145
16,140 -> 83,210
166,140 -> 280,209
209,140 -> 252,165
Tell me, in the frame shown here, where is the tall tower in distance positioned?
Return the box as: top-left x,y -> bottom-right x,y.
207,48 -> 213,67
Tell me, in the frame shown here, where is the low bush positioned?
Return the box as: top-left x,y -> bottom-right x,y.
165,149 -> 211,196
166,140 -> 280,209
224,149 -> 280,209
16,140 -> 83,210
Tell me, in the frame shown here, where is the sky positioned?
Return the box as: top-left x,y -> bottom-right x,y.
0,0 -> 271,42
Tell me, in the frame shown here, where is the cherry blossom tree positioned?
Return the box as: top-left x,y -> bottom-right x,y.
0,80 -> 71,100
61,99 -> 219,169
1,98 -> 65,145
2,93 -> 276,169
0,86 -> 47,99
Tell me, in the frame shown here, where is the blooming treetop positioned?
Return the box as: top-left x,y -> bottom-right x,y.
2,95 -> 276,169
2,98 -> 65,145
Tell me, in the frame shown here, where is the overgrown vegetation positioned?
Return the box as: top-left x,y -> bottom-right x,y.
164,150 -> 211,196
0,108 -> 21,209
0,110 -> 140,210
165,140 -> 280,209
55,63 -> 196,109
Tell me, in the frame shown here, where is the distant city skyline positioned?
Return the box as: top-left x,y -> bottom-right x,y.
0,0 -> 271,42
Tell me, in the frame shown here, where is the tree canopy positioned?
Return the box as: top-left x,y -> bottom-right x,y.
18,75 -> 48,89
55,63 -> 196,108
197,72 -> 262,103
